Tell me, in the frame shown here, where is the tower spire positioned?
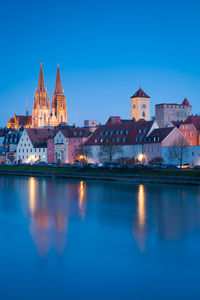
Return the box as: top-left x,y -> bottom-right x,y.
55,63 -> 63,94
38,61 -> 45,92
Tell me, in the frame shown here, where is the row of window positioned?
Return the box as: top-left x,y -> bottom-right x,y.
18,155 -> 43,160
181,125 -> 193,130
18,148 -> 45,153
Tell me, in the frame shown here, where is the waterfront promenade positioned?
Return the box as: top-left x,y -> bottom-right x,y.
1,166 -> 200,185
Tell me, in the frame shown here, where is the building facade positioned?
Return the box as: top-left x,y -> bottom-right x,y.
131,88 -> 150,121
84,116 -> 158,163
50,64 -> 67,126
32,62 -> 51,128
15,128 -> 54,163
155,98 -> 192,128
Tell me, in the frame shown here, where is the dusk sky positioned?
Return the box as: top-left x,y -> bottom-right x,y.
1,0 -> 200,127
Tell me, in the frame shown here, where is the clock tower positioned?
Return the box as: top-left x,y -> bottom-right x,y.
131,88 -> 150,121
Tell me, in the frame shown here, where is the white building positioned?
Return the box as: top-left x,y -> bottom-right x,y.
84,116 -> 158,163
15,128 -> 53,163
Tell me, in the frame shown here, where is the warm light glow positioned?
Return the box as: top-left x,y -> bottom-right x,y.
29,177 -> 37,214
138,184 -> 146,229
138,153 -> 145,162
77,155 -> 87,161
79,181 -> 86,218
25,155 -> 39,164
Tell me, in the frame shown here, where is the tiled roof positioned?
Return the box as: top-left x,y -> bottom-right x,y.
26,128 -> 55,147
182,115 -> 200,129
16,115 -> 32,126
61,127 -> 91,138
131,88 -> 150,99
85,119 -> 155,146
144,127 -> 174,144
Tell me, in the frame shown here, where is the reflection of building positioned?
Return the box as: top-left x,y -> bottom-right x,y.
28,177 -> 68,256
132,184 -> 147,251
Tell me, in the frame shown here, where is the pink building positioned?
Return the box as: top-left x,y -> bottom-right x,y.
54,127 -> 91,163
143,127 -> 186,164
47,136 -> 55,163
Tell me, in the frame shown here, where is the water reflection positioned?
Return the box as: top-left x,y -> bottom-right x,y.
132,184 -> 147,251
28,177 -> 68,257
138,184 -> 146,229
78,180 -> 87,219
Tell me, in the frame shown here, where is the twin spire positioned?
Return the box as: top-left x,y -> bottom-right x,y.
38,62 -> 63,94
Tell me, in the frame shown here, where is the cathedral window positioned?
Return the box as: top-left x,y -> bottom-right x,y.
142,112 -> 146,117
43,149 -> 45,152
27,149 -> 28,152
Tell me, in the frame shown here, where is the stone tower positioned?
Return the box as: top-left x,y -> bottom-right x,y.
50,64 -> 67,126
131,88 -> 150,121
32,62 -> 50,128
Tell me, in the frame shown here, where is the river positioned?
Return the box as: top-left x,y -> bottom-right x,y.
0,176 -> 200,299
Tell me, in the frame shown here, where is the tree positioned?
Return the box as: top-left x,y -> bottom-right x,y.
99,141 -> 123,163
74,145 -> 92,165
168,136 -> 189,168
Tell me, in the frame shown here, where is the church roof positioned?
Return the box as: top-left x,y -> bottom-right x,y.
54,64 -> 63,94
131,88 -> 150,99
38,62 -> 45,92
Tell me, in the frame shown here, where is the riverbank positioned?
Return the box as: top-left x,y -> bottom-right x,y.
0,166 -> 200,185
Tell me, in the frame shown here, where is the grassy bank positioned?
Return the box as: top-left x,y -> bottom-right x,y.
0,165 -> 200,178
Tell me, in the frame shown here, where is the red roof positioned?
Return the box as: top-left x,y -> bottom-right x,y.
131,88 -> 150,99
60,127 -> 91,138
181,98 -> 191,107
85,118 -> 155,146
16,115 -> 32,126
182,115 -> 200,129
26,128 -> 55,147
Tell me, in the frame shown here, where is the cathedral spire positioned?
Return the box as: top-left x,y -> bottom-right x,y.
38,61 -> 45,92
55,63 -> 63,94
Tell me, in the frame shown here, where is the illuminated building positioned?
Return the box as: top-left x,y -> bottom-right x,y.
131,88 -> 150,121
50,64 -> 67,126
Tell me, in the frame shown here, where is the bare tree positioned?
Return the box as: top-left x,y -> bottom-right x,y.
168,136 -> 189,168
74,145 -> 92,165
99,141 -> 123,163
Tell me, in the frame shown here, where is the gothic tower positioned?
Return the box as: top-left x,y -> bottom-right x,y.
50,64 -> 67,126
32,62 -> 50,128
131,88 -> 150,121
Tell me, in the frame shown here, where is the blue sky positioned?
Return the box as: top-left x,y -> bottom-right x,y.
1,0 -> 200,126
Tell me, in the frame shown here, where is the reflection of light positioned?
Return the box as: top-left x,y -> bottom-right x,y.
29,177 -> 37,214
79,181 -> 86,218
138,184 -> 146,229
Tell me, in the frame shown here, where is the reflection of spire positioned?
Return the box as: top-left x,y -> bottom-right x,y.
28,177 -> 68,257
79,181 -> 87,219
133,184 -> 147,251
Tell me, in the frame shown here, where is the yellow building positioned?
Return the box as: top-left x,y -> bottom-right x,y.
7,114 -> 32,130
131,88 -> 150,121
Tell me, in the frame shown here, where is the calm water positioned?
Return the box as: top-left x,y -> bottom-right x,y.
0,176 -> 200,299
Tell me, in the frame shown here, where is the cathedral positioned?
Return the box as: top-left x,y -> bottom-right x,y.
8,62 -> 67,129
32,62 -> 67,127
